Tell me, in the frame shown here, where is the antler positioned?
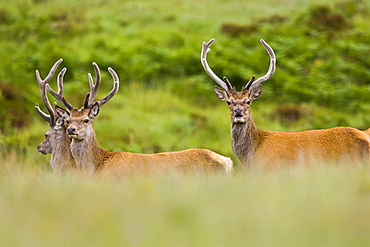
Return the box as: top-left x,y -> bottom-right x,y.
201,39 -> 276,91
46,67 -> 74,110
201,38 -> 233,91
245,39 -> 276,90
86,62 -> 101,107
83,63 -> 119,109
35,59 -> 63,127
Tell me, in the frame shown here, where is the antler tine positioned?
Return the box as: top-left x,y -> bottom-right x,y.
201,38 -> 232,91
246,39 -> 276,90
87,62 -> 101,106
83,93 -> 91,109
96,67 -> 119,107
245,75 -> 256,90
46,67 -> 74,110
84,66 -> 119,108
222,76 -> 233,89
35,58 -> 63,126
35,103 -> 51,122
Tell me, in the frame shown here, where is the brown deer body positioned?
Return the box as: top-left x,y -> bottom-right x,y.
54,63 -> 232,175
35,59 -> 75,172
232,119 -> 370,167
58,106 -> 231,175
201,38 -> 370,168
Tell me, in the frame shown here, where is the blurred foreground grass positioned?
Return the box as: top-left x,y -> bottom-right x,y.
0,162 -> 369,247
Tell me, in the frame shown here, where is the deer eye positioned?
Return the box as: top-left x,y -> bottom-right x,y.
83,119 -> 89,123
227,101 -> 231,106
246,100 -> 251,105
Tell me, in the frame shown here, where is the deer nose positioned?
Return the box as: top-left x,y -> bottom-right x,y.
234,108 -> 243,116
37,145 -> 44,153
67,127 -> 76,135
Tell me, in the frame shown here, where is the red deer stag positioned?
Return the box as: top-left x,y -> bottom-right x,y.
35,59 -> 75,172
53,62 -> 233,175
201,38 -> 370,168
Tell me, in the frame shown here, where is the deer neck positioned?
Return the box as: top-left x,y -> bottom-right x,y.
51,127 -> 75,172
231,112 -> 259,167
70,127 -> 106,174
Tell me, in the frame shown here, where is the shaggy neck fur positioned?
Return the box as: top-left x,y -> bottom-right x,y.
231,111 -> 259,168
70,126 -> 106,174
51,125 -> 75,172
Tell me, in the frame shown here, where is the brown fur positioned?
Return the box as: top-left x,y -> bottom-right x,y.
37,118 -> 76,172
56,105 -> 233,175
215,87 -> 370,168
96,148 -> 231,175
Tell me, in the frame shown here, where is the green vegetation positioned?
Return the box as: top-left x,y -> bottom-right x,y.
1,162 -> 370,247
0,0 -> 370,246
0,0 -> 369,133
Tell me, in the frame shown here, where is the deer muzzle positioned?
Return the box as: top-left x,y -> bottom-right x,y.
233,108 -> 245,123
67,127 -> 76,135
67,126 -> 84,141
37,145 -> 47,154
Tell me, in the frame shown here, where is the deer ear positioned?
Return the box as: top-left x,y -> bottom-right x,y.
89,102 -> 100,119
55,117 -> 64,126
54,117 -> 65,131
214,86 -> 229,101
250,84 -> 262,101
54,105 -> 70,119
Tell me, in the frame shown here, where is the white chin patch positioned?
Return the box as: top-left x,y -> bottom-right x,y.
68,134 -> 81,141
234,117 -> 245,123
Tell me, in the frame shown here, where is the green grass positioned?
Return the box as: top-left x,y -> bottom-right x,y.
1,163 -> 370,247
2,0 -> 369,131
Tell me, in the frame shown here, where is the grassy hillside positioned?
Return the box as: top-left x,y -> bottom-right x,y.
0,0 -> 369,132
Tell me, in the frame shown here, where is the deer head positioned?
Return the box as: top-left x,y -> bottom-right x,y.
55,103 -> 100,142
37,129 -> 53,154
35,58 -> 66,154
201,38 -> 276,124
36,113 -> 66,154
53,63 -> 119,142
35,59 -> 76,171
